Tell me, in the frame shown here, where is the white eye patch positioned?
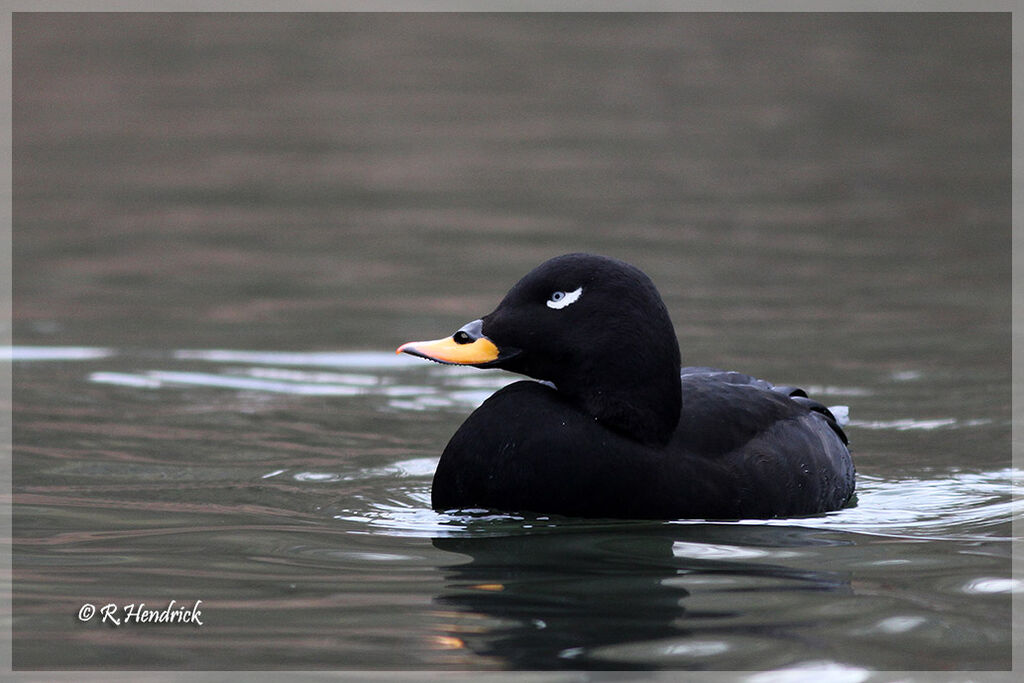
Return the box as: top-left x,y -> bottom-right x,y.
546,287 -> 583,310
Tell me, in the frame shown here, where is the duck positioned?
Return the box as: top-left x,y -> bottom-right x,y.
397,253 -> 855,520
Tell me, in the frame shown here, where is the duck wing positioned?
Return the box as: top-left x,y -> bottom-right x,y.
680,367 -> 848,445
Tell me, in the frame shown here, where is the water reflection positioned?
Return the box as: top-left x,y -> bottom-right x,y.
11,345 -> 1017,669
80,347 -> 515,410
430,524 -> 853,670
13,345 -> 1018,543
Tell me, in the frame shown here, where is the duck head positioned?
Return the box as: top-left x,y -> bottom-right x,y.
398,253 -> 682,445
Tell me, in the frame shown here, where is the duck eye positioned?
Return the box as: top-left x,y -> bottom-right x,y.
546,286 -> 583,310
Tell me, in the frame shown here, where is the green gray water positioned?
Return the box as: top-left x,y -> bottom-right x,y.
11,13 -> 1014,672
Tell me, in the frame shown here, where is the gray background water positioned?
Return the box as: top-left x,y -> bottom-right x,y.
11,12 -> 1014,673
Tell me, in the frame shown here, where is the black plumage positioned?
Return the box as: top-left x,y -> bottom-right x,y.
399,253 -> 855,520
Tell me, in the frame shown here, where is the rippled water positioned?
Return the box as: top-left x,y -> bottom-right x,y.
12,344 -> 1016,670
12,12 -> 1013,673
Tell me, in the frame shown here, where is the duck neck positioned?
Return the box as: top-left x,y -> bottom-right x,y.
568,351 -> 682,447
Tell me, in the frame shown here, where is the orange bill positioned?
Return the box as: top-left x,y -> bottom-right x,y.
396,335 -> 501,365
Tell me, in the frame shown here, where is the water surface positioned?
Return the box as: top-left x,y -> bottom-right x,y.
11,13 -> 1013,672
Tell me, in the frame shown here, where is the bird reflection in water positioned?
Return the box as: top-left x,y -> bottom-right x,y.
427,522 -> 854,670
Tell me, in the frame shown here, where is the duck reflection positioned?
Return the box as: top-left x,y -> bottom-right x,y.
429,522 -> 853,670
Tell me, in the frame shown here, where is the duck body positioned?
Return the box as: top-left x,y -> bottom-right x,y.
433,370 -> 853,519
399,253 -> 855,520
